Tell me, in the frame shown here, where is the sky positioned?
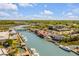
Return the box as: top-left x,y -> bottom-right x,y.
0,3 -> 79,20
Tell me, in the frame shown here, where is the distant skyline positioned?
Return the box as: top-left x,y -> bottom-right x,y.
0,3 -> 79,20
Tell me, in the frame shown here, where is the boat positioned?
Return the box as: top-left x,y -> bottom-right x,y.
31,48 -> 39,56
33,53 -> 39,56
37,34 -> 44,38
44,36 -> 52,42
59,45 -> 71,52
23,37 -> 27,41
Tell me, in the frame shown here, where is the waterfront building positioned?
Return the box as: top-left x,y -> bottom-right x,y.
51,35 -> 65,41
0,32 -> 9,42
36,30 -> 48,38
8,29 -> 17,39
9,29 -> 17,34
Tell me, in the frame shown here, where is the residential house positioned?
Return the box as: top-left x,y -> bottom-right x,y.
51,35 -> 65,41
0,32 -> 9,42
48,25 -> 70,31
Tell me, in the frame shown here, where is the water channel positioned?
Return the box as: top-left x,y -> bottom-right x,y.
17,30 -> 77,56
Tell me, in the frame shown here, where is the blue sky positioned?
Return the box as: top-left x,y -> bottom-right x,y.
0,3 -> 79,20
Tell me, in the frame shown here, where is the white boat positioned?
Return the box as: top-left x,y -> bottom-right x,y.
31,48 -> 39,56
59,45 -> 71,52
23,37 -> 27,41
33,53 -> 39,56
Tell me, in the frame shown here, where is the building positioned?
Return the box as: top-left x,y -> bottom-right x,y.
8,29 -> 17,39
51,35 -> 65,41
9,29 -> 17,34
0,30 -> 17,43
48,25 -> 70,31
36,30 -> 48,38
9,35 -> 17,40
0,31 -> 9,42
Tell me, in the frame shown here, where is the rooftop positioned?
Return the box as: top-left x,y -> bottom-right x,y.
0,32 -> 9,40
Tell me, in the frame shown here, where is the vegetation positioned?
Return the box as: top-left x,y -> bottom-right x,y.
6,39 -> 20,56
59,35 -> 79,45
0,20 -> 79,30
0,20 -> 26,31
8,48 -> 19,56
1,20 -> 79,46
5,39 -> 13,45
25,20 -> 79,25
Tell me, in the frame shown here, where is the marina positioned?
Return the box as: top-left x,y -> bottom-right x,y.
17,30 -> 77,56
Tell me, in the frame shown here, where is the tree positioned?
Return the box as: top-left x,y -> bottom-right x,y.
5,39 -> 13,46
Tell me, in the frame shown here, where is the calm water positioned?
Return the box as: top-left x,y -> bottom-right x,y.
17,30 -> 77,56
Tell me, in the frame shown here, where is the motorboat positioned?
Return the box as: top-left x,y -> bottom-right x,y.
59,45 -> 71,52
31,48 -> 39,56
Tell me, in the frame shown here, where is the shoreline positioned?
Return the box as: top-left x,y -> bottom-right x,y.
16,32 -> 32,56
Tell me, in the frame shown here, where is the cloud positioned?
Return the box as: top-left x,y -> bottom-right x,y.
62,10 -> 79,20
0,3 -> 18,10
72,8 -> 79,14
0,3 -> 19,19
10,11 -> 23,17
24,12 -> 55,20
68,15 -> 78,18
18,3 -> 34,7
66,12 -> 73,16
25,9 -> 54,20
0,10 -> 23,19
61,4 -> 79,20
67,15 -> 79,20
40,10 -> 53,15
66,4 -> 79,9
63,12 -> 79,20
0,11 -> 10,17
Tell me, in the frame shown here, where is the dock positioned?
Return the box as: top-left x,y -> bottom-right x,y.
16,32 -> 32,56
71,50 -> 79,55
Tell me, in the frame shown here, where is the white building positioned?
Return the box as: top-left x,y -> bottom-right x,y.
0,30 -> 17,42
0,32 -> 9,42
9,29 -> 17,39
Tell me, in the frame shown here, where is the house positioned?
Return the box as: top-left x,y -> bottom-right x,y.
9,29 -> 17,34
0,30 -> 17,43
0,31 -> 9,42
9,35 -> 17,39
36,30 -> 48,38
8,29 -> 17,39
48,25 -> 65,30
51,35 -> 65,41
59,30 -> 73,35
48,25 -> 70,31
